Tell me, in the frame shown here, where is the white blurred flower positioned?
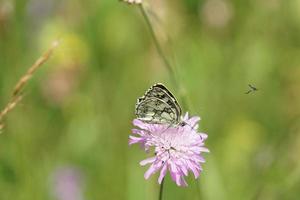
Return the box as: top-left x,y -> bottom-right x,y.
123,0 -> 142,4
201,0 -> 233,29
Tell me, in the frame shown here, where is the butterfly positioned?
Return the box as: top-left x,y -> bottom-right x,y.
135,83 -> 183,125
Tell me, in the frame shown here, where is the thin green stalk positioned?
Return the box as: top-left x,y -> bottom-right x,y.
138,4 -> 201,200
159,178 -> 165,200
139,4 -> 178,89
138,4 -> 192,110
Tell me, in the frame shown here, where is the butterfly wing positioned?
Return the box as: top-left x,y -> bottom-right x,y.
135,83 -> 181,124
135,97 -> 178,124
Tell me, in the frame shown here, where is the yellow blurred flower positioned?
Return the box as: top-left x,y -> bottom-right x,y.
38,20 -> 88,106
39,20 -> 89,70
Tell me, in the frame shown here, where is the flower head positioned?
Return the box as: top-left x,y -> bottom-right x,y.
129,113 -> 209,187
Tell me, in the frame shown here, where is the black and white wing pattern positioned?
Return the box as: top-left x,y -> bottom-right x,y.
135,83 -> 182,125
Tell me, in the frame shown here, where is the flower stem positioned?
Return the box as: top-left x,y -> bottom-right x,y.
138,4 -> 191,111
159,178 -> 165,200
138,4 -> 178,90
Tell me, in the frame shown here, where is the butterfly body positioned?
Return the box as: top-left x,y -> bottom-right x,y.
135,83 -> 182,125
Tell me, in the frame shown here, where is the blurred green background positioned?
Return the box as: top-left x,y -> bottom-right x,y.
1,0 -> 300,199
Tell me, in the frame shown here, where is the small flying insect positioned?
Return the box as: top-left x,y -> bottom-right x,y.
245,84 -> 258,94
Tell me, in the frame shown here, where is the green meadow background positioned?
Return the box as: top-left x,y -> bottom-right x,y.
1,0 -> 300,199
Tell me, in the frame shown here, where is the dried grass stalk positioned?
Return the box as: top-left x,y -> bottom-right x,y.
0,40 -> 59,133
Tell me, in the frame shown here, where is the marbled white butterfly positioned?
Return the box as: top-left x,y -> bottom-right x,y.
135,83 -> 183,125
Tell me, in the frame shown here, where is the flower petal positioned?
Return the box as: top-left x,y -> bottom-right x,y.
182,112 -> 189,121
144,162 -> 161,179
158,164 -> 168,184
131,129 -> 144,136
128,136 -> 144,145
144,165 -> 156,180
187,116 -> 200,127
175,173 -> 181,186
179,177 -> 188,187
133,119 -> 150,130
187,160 -> 200,178
199,133 -> 208,140
140,157 -> 156,166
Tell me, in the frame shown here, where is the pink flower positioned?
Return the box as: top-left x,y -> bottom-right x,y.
129,113 -> 209,187
51,167 -> 84,200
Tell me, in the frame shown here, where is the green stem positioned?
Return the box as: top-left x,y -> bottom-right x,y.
139,4 -> 178,89
159,178 -> 165,200
138,4 -> 192,111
